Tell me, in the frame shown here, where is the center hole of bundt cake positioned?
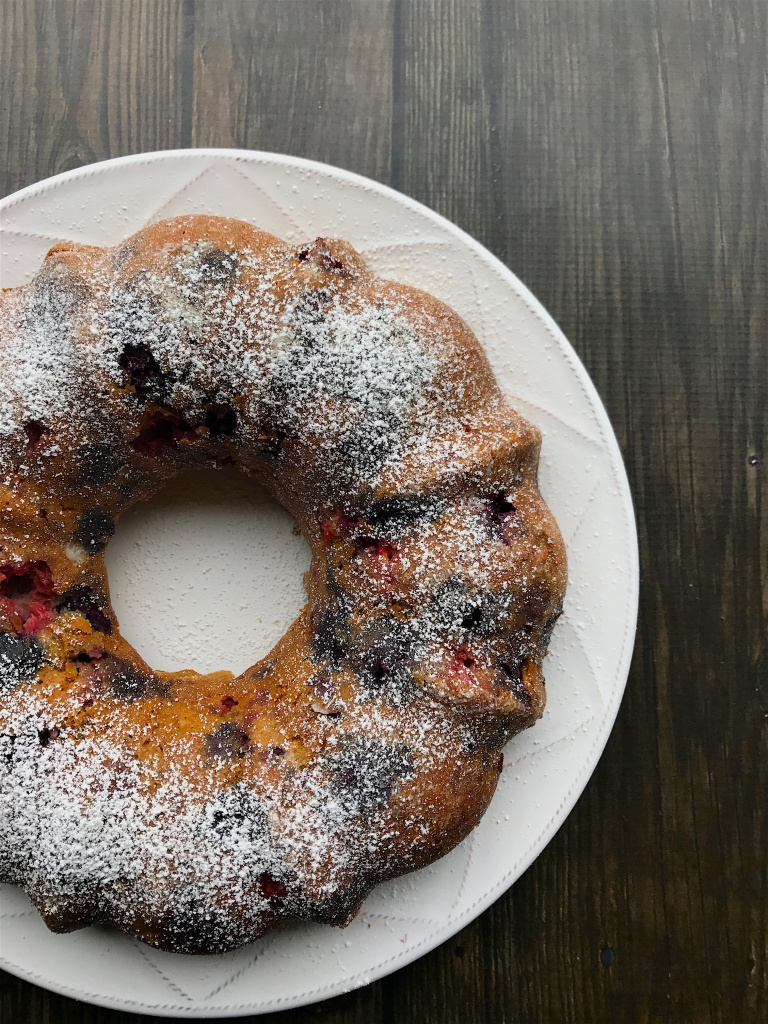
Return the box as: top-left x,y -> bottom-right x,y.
104,468 -> 311,674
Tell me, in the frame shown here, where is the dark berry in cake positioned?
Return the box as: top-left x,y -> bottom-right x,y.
73,509 -> 115,554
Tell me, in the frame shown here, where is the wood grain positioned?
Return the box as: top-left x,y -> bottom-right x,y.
1,1 -> 766,1022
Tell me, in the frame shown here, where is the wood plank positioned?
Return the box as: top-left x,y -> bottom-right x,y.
191,0 -> 393,180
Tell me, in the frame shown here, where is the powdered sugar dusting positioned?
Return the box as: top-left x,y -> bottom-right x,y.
0,681 -> 470,951
0,218 -> 566,952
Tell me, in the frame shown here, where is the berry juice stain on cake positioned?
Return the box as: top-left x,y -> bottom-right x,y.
0,216 -> 566,953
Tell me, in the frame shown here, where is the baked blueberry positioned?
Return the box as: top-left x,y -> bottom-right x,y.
119,343 -> 166,402
363,493 -> 444,538
56,585 -> 112,634
205,722 -> 251,760
200,247 -> 239,284
205,404 -> 238,436
73,509 -> 115,554
75,441 -> 121,485
329,735 -> 413,817
0,634 -> 45,692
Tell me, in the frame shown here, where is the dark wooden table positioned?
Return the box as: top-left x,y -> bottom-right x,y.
1,2 -> 766,1022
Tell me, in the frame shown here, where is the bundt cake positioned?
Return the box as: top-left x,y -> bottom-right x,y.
0,216 -> 566,953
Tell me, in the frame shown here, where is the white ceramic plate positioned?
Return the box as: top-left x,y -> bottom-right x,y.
0,151 -> 638,1017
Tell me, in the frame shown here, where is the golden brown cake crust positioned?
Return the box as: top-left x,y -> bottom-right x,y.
0,216 -> 566,952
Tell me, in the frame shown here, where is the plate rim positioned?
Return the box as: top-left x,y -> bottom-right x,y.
0,147 -> 639,1018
